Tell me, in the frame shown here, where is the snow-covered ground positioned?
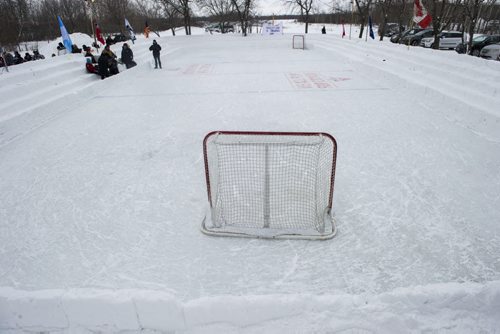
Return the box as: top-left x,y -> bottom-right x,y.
1,22 -> 500,332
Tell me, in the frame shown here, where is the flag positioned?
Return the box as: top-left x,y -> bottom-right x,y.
342,22 -> 346,38
144,21 -> 150,38
125,18 -> 136,41
95,24 -> 105,45
413,0 -> 432,28
57,16 -> 73,53
368,16 -> 375,39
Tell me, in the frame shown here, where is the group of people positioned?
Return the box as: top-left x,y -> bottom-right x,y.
0,50 -> 44,68
2,37 -> 162,74
85,39 -> 162,79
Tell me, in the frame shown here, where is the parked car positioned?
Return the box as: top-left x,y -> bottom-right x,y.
390,28 -> 424,43
379,23 -> 404,37
479,43 -> 500,60
205,23 -> 234,34
456,34 -> 500,56
420,31 -> 464,49
112,34 -> 129,43
399,29 -> 433,46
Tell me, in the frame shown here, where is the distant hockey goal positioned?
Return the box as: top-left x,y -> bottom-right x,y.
202,131 -> 338,239
292,35 -> 305,49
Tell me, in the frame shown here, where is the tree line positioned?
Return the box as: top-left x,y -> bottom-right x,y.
1,0 -> 499,50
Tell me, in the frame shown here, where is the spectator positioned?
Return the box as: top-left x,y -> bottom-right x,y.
106,36 -> 114,46
84,47 -> 97,64
33,50 -> 45,60
4,52 -> 14,65
85,57 -> 99,75
71,44 -> 82,54
13,51 -> 24,64
56,42 -> 65,51
121,43 -> 136,69
102,44 -> 118,75
322,26 -> 326,34
97,52 -> 110,80
99,45 -> 119,78
149,40 -> 162,69
102,44 -> 116,60
24,52 -> 33,61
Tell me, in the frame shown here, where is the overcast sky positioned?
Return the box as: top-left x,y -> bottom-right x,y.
256,0 -> 332,15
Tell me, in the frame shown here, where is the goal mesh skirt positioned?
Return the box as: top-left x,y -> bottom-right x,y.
202,131 -> 338,240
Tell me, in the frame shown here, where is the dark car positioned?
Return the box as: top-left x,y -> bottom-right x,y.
456,34 -> 500,56
390,28 -> 424,43
380,23 -> 404,37
399,29 -> 433,46
112,34 -> 129,43
205,23 -> 234,34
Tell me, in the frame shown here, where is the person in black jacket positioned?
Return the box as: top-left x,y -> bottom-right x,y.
121,43 -> 136,69
13,51 -> 24,64
98,52 -> 110,80
149,40 -> 162,69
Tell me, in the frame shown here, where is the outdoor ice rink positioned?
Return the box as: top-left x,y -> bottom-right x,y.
1,27 -> 500,332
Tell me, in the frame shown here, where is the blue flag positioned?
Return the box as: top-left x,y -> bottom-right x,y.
368,16 -> 375,39
57,16 -> 73,52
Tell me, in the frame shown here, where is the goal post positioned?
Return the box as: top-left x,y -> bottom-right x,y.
292,35 -> 305,50
202,131 -> 338,240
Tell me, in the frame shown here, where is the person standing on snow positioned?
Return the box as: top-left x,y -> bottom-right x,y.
149,40 -> 162,69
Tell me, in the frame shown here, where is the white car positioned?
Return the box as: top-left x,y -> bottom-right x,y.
479,43 -> 500,60
420,31 -> 464,49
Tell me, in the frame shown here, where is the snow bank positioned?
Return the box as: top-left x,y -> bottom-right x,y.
1,281 -> 499,333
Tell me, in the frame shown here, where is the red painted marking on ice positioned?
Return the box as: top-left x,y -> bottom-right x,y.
328,77 -> 351,82
287,72 -> 351,89
183,64 -> 214,75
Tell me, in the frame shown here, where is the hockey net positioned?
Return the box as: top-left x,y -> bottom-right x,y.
292,35 -> 305,49
202,131 -> 337,239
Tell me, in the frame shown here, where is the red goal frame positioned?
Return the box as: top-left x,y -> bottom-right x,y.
202,131 -> 338,239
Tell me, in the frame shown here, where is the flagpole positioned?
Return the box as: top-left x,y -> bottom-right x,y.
349,0 -> 353,40
365,5 -> 371,42
86,0 -> 97,49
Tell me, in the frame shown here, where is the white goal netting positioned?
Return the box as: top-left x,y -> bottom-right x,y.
202,131 -> 337,239
292,35 -> 305,50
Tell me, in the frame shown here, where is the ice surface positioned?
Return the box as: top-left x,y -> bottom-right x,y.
1,22 -> 500,332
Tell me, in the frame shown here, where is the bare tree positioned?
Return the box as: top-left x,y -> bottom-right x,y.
422,0 -> 463,49
156,0 -> 193,35
284,0 -> 314,33
154,0 -> 184,35
197,0 -> 235,31
376,0 -> 394,40
462,0 -> 496,54
231,0 -> 253,36
354,0 -> 373,38
0,0 -> 34,47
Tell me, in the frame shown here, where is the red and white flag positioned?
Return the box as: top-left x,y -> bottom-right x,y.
413,0 -> 432,28
95,24 -> 105,45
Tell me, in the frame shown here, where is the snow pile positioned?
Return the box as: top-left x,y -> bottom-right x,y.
2,281 -> 500,332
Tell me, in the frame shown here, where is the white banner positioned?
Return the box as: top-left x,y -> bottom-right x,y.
261,22 -> 283,35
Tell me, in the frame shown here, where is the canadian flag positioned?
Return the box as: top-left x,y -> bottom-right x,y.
95,24 -> 105,45
413,0 -> 432,28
